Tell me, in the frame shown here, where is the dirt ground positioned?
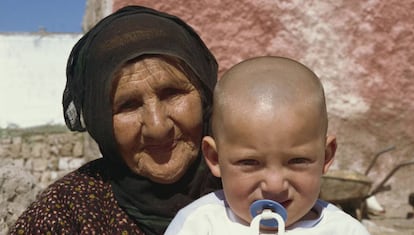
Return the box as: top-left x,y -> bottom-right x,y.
363,216 -> 414,235
362,183 -> 414,235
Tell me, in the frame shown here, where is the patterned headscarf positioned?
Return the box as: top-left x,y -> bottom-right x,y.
63,5 -> 220,235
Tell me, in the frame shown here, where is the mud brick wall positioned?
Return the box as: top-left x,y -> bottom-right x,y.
110,0 -> 414,219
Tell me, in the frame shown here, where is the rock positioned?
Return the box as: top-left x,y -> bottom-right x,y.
0,162 -> 41,234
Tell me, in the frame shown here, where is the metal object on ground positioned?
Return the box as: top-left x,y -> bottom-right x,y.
320,146 -> 414,220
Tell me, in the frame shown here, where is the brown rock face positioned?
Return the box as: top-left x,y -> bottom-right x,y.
112,0 -> 413,218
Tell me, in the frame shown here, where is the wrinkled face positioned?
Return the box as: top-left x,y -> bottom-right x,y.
203,104 -> 335,229
112,57 -> 203,184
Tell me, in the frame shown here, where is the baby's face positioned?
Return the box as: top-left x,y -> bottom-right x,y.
209,104 -> 335,228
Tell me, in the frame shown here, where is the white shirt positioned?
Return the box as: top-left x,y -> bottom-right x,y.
165,190 -> 370,235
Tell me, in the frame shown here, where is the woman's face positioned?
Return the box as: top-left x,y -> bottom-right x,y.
112,57 -> 203,184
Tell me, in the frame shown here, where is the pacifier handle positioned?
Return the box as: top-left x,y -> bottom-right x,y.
249,200 -> 287,234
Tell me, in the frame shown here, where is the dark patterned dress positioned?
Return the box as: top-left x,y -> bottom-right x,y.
9,159 -> 144,235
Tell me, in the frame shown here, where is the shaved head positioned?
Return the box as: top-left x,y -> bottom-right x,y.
211,56 -> 328,138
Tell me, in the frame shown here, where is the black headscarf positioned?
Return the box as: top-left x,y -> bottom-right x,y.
63,5 -> 220,235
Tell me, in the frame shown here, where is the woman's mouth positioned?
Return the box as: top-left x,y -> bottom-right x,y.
144,140 -> 177,153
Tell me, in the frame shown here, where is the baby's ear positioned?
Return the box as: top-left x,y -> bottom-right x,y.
202,136 -> 221,177
323,135 -> 337,174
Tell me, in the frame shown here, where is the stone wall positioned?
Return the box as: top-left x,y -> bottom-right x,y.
0,125 -> 99,234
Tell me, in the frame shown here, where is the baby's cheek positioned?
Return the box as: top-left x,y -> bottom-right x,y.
223,179 -> 254,223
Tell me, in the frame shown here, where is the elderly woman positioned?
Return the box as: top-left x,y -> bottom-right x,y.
10,5 -> 220,235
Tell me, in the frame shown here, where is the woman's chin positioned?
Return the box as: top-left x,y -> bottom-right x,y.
134,163 -> 187,184
126,148 -> 198,184
148,174 -> 182,184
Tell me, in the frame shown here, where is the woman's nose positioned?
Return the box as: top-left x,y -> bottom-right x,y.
141,100 -> 173,140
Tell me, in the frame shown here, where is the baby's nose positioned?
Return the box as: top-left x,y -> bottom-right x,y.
261,170 -> 288,195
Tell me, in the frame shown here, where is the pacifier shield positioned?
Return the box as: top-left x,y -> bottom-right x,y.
249,199 -> 287,227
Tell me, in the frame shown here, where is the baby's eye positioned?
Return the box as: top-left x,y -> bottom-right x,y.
288,158 -> 311,165
237,159 -> 260,166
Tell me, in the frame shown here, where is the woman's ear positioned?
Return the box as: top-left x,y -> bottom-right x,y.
323,135 -> 337,174
202,136 -> 221,177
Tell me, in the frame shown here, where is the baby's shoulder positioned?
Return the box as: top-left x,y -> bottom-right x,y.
313,200 -> 370,235
165,190 -> 230,235
178,190 -> 226,215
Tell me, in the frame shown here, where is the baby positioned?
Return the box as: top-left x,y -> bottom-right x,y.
165,56 -> 370,234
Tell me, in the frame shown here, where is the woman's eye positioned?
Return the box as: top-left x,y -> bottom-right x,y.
160,88 -> 186,100
116,100 -> 140,112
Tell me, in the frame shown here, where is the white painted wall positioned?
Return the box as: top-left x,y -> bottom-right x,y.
0,33 -> 82,128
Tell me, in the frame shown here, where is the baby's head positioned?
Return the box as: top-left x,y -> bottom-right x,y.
202,56 -> 337,228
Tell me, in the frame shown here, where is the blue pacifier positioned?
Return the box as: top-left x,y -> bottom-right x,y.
249,199 -> 287,227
